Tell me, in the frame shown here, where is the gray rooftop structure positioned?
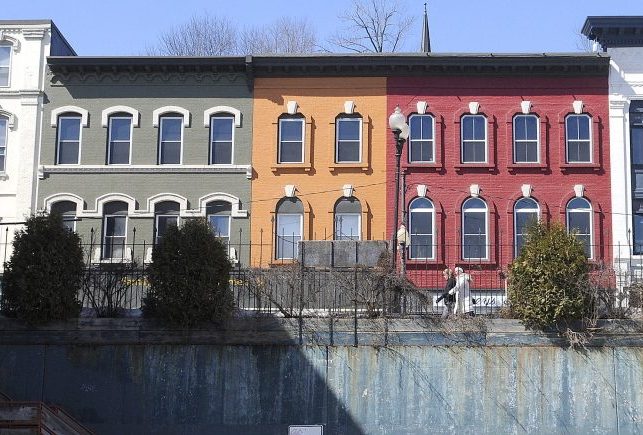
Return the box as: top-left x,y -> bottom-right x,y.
582,16 -> 643,50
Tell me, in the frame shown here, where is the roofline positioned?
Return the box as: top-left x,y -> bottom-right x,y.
0,19 -> 54,25
47,53 -> 609,78
582,16 -> 643,49
49,21 -> 77,57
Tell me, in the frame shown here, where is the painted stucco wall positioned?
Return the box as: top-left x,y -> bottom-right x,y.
250,77 -> 388,267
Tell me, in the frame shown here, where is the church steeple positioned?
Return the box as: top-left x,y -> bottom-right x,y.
421,2 -> 431,53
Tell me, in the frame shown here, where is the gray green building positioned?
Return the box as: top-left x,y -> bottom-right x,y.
38,57 -> 252,265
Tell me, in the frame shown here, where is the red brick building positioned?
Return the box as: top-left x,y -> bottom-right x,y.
386,55 -> 611,290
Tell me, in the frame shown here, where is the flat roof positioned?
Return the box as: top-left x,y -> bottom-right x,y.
582,16 -> 643,49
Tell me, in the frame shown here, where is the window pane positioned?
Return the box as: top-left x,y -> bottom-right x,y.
110,118 -> 131,141
338,119 -> 360,140
337,141 -> 360,162
209,215 -> 230,238
578,116 -> 590,139
58,142 -> 79,164
464,211 -> 486,235
515,211 -> 538,232
280,120 -> 303,141
106,216 -> 126,237
0,47 -> 9,66
566,116 -> 579,140
462,117 -> 474,140
161,118 -> 182,141
0,155 -> 5,172
463,142 -> 485,163
410,140 -> 433,162
568,212 -> 590,234
211,117 -> 233,141
473,116 -> 485,140
279,142 -> 303,163
633,129 -> 643,165
410,235 -> 432,259
514,117 -> 526,141
59,118 -> 81,141
335,214 -> 360,240
526,141 -> 538,162
212,141 -> 232,164
277,215 -> 301,236
0,118 -> 6,149
109,142 -> 130,164
463,235 -> 486,259
160,141 -> 181,164
410,211 -> 431,234
634,214 -> 643,253
156,215 -> 178,240
577,142 -> 591,162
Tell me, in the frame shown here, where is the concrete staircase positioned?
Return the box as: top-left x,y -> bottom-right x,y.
0,391 -> 92,434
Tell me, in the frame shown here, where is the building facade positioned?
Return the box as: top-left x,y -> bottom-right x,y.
0,20 -> 74,265
583,17 -> 643,286
386,55 -> 612,289
39,57 -> 253,264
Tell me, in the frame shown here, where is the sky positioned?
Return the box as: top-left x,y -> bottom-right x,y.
4,0 -> 643,55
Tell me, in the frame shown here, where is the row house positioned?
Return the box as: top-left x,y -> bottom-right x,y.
0,20 -> 75,268
385,56 -> 611,288
39,57 -> 253,264
582,17 -> 643,286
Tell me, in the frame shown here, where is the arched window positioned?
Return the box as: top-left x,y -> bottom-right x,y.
207,201 -> 232,248
154,201 -> 180,244
102,201 -> 128,259
514,198 -> 539,256
461,114 -> 487,163
107,113 -> 133,165
0,43 -> 11,87
334,197 -> 361,240
409,197 -> 435,259
51,200 -> 77,232
0,115 -> 7,172
462,197 -> 488,260
565,114 -> 592,163
513,114 -> 539,163
566,197 -> 592,258
408,114 -> 434,163
276,197 -> 303,259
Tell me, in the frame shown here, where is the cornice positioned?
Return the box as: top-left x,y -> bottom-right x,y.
40,164 -> 253,179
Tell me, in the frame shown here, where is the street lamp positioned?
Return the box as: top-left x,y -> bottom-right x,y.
388,106 -> 409,271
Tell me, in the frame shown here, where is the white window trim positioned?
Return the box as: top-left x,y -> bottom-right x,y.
565,114 -> 593,164
196,192 -> 247,218
276,213 -> 303,260
102,213 -> 128,260
203,106 -> 241,127
144,193 -> 189,218
512,114 -> 540,164
461,114 -> 488,164
158,116 -> 184,165
0,43 -> 12,88
334,213 -> 362,241
335,117 -> 363,164
0,109 -> 16,130
409,198 -> 436,260
209,115 -> 235,165
152,106 -> 190,127
566,198 -> 594,259
50,106 -> 89,128
101,106 -> 139,128
462,197 -> 489,260
56,115 -> 82,165
278,117 -> 305,164
408,114 -> 435,164
513,198 -> 540,257
208,213 -> 232,240
43,193 -> 84,214
107,116 -> 133,165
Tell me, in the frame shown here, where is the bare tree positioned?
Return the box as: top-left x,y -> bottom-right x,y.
147,12 -> 239,56
240,17 -> 317,55
328,0 -> 415,53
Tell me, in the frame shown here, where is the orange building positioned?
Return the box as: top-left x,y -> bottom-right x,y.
250,76 -> 388,266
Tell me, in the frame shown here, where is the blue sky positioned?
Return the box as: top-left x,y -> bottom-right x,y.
5,0 -> 643,55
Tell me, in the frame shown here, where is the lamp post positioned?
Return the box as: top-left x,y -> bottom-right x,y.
388,106 -> 409,271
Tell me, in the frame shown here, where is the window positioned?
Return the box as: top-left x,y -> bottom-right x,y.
631,102 -> 643,254
102,201 -> 128,259
207,201 -> 232,248
56,116 -> 82,164
514,198 -> 539,256
107,115 -> 132,164
278,116 -> 305,163
462,197 -> 488,260
409,114 -> 434,163
513,115 -> 539,163
210,115 -> 234,164
0,116 -> 7,172
0,44 -> 10,87
566,197 -> 592,258
51,201 -> 77,232
158,116 -> 183,164
334,197 -> 361,241
461,115 -> 487,163
566,114 -> 592,163
154,201 -> 180,244
276,197 -> 303,260
335,117 -> 361,163
409,197 -> 435,259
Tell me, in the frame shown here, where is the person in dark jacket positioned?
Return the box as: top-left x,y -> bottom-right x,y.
436,268 -> 456,319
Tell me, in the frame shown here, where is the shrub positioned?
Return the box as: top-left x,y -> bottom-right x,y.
0,213 -> 83,323
144,218 -> 233,327
507,222 -> 591,329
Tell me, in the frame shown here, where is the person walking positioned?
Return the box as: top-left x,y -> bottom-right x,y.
436,268 -> 456,319
449,267 -> 475,316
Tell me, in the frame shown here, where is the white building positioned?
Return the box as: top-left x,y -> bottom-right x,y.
583,17 -> 643,285
0,20 -> 75,266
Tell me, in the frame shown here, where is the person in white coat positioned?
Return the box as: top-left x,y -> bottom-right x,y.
448,267 -> 475,316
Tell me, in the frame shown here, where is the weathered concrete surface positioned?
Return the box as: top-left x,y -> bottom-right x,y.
300,240 -> 388,268
1,319 -> 643,434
